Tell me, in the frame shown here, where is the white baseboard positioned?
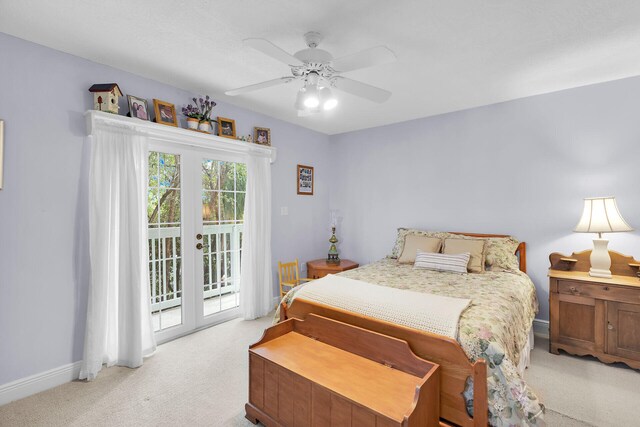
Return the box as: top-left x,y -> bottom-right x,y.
533,319 -> 549,339
0,361 -> 82,406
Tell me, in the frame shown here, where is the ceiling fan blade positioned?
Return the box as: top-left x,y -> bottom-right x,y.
331,46 -> 396,73
244,38 -> 304,66
225,77 -> 296,96
332,77 -> 391,103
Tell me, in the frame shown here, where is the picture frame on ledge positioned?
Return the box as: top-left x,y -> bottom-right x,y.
217,117 -> 236,139
153,99 -> 178,127
127,95 -> 149,121
254,127 -> 271,146
297,164 -> 314,196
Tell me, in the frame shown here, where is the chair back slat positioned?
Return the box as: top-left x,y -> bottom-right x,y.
278,259 -> 304,298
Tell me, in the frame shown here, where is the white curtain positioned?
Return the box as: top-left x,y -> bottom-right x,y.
240,154 -> 273,320
79,128 -> 156,381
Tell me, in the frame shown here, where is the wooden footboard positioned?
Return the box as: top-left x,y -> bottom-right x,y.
281,299 -> 488,427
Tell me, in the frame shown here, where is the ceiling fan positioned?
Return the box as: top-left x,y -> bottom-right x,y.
225,32 -> 396,116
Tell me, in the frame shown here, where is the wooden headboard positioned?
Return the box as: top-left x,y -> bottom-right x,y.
449,232 -> 527,273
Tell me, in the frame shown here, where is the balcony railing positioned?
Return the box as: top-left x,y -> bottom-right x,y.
148,223 -> 243,313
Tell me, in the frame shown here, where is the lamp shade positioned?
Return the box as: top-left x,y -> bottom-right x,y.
574,197 -> 634,233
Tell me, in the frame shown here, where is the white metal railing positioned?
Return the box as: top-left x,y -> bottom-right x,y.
148,223 -> 243,313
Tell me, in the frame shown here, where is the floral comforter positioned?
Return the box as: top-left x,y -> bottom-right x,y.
278,259 -> 544,426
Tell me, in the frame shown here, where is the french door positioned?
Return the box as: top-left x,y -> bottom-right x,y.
147,141 -> 246,343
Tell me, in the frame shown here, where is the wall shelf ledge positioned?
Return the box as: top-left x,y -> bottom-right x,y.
85,110 -> 277,163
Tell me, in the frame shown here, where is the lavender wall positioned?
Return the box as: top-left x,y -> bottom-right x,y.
3,28 -> 640,389
0,32 -> 331,385
330,76 -> 640,323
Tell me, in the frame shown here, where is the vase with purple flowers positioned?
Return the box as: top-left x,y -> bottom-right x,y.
182,96 -> 217,133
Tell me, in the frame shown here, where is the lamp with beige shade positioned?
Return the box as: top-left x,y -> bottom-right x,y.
574,196 -> 634,278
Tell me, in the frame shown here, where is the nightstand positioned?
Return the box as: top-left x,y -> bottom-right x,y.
549,250 -> 640,369
306,259 -> 359,279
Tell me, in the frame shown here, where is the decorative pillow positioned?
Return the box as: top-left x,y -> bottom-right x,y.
443,238 -> 486,273
390,228 -> 450,259
414,250 -> 470,274
485,237 -> 520,271
398,235 -> 442,264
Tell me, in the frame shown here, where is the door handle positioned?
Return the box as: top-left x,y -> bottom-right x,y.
608,323 -> 614,330
196,243 -> 203,250
196,233 -> 203,240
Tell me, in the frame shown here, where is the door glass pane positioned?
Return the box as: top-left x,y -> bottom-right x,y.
148,151 -> 182,331
236,193 -> 245,222
201,190 -> 219,223
202,159 -> 245,316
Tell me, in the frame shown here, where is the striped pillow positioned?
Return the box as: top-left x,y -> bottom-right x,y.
414,250 -> 470,274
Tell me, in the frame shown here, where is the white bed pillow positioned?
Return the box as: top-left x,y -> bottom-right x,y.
414,250 -> 470,274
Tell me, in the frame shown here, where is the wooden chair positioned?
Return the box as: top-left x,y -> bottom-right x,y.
278,259 -> 313,298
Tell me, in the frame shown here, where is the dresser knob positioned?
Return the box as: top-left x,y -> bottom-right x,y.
604,286 -> 609,291
570,286 -> 577,292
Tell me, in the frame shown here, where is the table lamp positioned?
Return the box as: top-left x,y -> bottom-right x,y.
327,210 -> 340,264
574,196 -> 633,278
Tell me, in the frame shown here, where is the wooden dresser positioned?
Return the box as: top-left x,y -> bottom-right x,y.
306,259 -> 359,279
549,250 -> 640,369
246,314 -> 440,427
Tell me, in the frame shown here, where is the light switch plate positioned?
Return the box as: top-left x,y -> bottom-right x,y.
280,207 -> 288,216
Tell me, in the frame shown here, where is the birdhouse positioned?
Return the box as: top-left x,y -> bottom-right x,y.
88,83 -> 123,114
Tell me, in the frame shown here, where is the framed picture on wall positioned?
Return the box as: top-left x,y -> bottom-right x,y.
217,117 -> 236,139
153,99 -> 178,127
297,164 -> 314,195
253,127 -> 271,146
127,95 -> 149,121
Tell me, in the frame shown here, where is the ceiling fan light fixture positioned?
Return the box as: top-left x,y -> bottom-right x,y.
324,98 -> 338,110
307,72 -> 320,86
304,97 -> 319,108
226,33 -> 396,117
303,85 -> 319,108
319,87 -> 338,110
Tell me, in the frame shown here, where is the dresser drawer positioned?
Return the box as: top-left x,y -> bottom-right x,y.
558,280 -> 640,303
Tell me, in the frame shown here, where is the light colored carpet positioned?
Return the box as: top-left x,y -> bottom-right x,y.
0,315 -> 272,427
525,337 -> 640,427
1,319 -> 639,426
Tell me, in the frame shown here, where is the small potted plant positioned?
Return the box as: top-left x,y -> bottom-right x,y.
182,104 -> 201,130
182,96 -> 217,132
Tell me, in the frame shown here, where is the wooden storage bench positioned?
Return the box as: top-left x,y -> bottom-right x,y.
246,314 -> 440,427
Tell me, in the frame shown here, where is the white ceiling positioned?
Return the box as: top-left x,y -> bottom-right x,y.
2,1 -> 640,135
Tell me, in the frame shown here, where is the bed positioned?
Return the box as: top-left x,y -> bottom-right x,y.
277,232 -> 544,426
